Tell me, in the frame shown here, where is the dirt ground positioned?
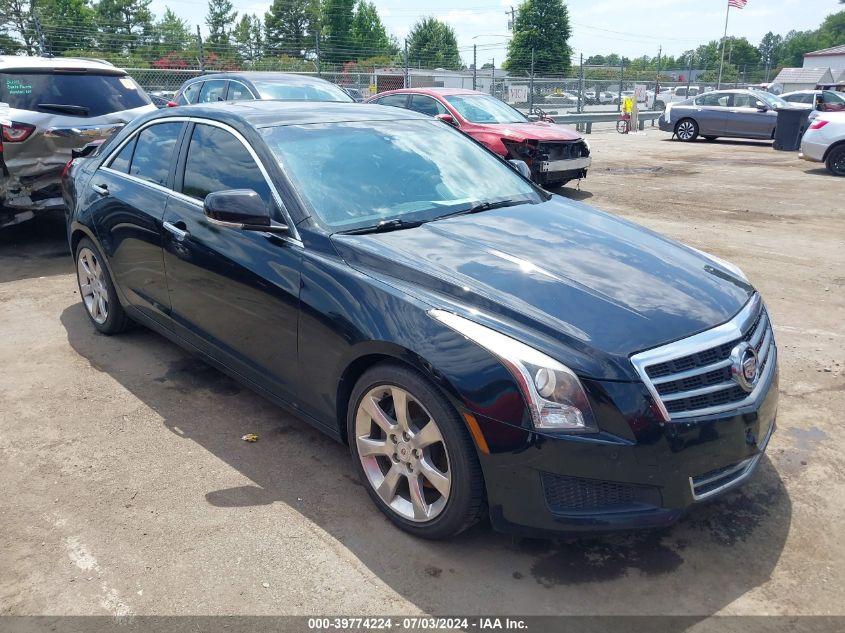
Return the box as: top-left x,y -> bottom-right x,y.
1,129 -> 843,618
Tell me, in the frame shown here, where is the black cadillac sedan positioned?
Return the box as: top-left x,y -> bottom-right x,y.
63,101 -> 778,539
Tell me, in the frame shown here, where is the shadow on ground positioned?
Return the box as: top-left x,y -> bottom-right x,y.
0,212 -> 70,283
61,303 -> 792,616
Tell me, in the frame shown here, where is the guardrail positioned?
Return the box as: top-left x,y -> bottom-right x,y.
544,110 -> 663,134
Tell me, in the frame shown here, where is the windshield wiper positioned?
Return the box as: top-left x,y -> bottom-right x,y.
435,198 -> 528,220
37,103 -> 90,115
341,218 -> 425,235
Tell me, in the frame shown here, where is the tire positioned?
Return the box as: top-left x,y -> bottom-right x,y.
825,145 -> 845,177
703,136 -> 718,142
75,237 -> 131,335
347,361 -> 485,539
616,119 -> 629,134
675,118 -> 699,142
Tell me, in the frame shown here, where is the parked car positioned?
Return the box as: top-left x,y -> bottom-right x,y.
63,100 -> 777,539
0,56 -> 155,229
597,91 -> 615,105
366,88 -> 590,187
781,90 -> 845,118
541,91 -> 578,106
341,86 -> 365,102
169,72 -> 354,107
148,91 -> 176,108
658,89 -> 791,142
800,112 -> 845,176
612,90 -> 635,105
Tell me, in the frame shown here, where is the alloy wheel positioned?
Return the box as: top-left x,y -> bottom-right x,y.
829,148 -> 845,176
355,385 -> 451,522
77,247 -> 108,324
677,120 -> 696,140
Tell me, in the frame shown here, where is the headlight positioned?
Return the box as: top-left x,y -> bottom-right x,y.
430,310 -> 598,433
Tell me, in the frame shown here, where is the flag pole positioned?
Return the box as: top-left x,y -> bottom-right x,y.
717,2 -> 731,89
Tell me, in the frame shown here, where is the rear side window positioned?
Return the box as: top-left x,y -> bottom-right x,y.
377,94 -> 409,108
109,137 -> 136,173
179,82 -> 202,105
697,93 -> 729,107
0,72 -> 150,117
198,80 -> 227,103
127,122 -> 183,187
182,124 -> 272,205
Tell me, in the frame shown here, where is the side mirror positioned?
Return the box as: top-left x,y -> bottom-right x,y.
508,159 -> 532,180
435,113 -> 457,126
204,189 -> 287,232
756,103 -> 768,112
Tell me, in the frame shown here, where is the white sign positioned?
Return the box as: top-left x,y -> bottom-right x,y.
508,84 -> 528,104
634,84 -> 647,102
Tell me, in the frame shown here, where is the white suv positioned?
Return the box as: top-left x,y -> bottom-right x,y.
0,56 -> 155,228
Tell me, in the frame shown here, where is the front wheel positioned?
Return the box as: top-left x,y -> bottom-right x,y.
825,145 -> 845,176
348,362 -> 485,539
675,118 -> 699,142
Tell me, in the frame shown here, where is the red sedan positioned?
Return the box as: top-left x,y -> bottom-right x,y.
366,87 -> 590,187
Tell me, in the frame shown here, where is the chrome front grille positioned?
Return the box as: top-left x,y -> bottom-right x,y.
631,294 -> 777,420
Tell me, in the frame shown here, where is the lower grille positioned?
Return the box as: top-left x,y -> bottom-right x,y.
631,294 -> 777,420
541,473 -> 660,514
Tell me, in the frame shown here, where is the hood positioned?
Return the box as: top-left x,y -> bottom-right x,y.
481,121 -> 582,142
332,197 -> 753,380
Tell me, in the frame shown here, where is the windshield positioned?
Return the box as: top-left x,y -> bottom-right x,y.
262,119 -> 540,232
252,79 -> 352,102
754,91 -> 788,108
0,72 -> 151,116
444,94 -> 528,124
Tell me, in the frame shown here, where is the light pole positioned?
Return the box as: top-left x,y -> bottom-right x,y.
470,34 -> 510,96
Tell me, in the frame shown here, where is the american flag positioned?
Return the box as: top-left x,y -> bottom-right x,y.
728,0 -> 747,8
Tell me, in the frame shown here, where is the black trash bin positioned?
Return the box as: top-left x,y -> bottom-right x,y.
773,106 -> 810,151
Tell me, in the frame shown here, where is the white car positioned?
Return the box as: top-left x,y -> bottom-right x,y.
800,112 -> 845,176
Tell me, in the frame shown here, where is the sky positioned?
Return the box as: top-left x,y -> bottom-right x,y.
149,0 -> 842,67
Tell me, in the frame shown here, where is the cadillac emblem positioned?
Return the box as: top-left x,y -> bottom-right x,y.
730,342 -> 760,393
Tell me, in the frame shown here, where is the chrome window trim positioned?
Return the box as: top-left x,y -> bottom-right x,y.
99,115 -> 301,243
630,294 -> 778,422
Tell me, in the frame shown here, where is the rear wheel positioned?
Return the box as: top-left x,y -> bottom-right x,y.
675,118 -> 699,142
825,145 -> 845,176
75,237 -> 131,335
348,362 -> 485,539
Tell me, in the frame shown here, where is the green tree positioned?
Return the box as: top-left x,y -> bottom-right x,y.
264,0 -> 310,58
350,0 -> 392,59
323,0 -> 354,63
96,0 -> 153,53
777,29 -> 822,67
758,32 -> 783,65
407,17 -> 460,70
156,7 -> 190,53
234,13 -> 263,61
506,0 -> 571,75
205,0 -> 237,52
818,10 -> 845,46
0,0 -> 38,54
38,0 -> 98,55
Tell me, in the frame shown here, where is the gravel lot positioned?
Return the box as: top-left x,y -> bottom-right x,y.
1,129 -> 843,617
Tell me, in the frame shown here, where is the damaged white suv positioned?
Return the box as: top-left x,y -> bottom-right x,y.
1,56 -> 155,228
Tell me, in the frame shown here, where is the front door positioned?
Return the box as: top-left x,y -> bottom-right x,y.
88,121 -> 185,327
161,122 -> 302,401
725,92 -> 777,139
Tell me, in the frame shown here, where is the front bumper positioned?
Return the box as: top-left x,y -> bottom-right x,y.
473,360 -> 779,537
535,156 -> 591,185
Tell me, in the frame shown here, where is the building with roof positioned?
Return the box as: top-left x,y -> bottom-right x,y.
771,67 -> 835,93
803,44 -> 845,74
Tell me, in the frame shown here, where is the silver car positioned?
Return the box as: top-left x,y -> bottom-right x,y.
658,89 -> 790,142
0,56 -> 155,228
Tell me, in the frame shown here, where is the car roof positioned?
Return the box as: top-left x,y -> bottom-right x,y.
0,55 -> 122,73
148,100 -> 431,128
374,87 -> 486,98
184,72 -> 337,85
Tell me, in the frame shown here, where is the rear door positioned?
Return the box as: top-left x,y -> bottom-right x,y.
692,92 -> 730,136
725,92 -> 777,139
87,120 -> 186,327
407,94 -> 449,117
162,121 -> 301,400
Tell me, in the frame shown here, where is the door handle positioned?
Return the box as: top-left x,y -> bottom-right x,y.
163,220 -> 190,242
91,183 -> 109,196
